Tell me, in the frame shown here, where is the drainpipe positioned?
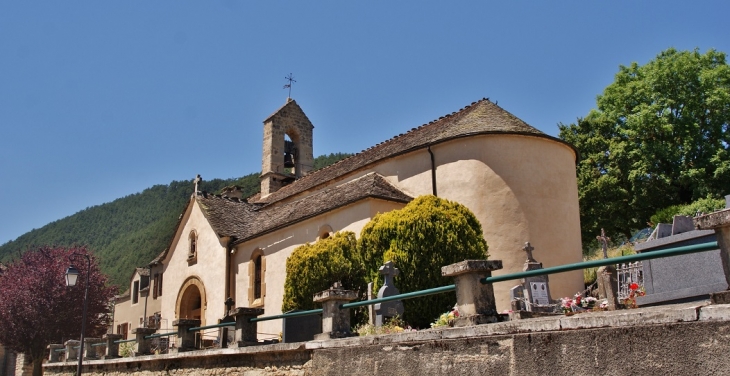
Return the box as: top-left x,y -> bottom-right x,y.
225,238 -> 234,316
427,145 -> 437,196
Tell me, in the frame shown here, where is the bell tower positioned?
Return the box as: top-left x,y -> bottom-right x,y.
260,98 -> 314,197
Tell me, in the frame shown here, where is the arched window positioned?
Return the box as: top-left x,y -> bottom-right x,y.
318,224 -> 334,240
248,249 -> 266,307
188,230 -> 197,264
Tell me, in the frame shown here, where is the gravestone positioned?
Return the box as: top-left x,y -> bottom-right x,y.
520,242 -> 554,313
509,285 -> 525,311
374,261 -> 404,326
637,214 -> 726,306
282,310 -> 322,343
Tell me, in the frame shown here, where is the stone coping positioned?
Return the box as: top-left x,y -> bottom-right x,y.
695,208 -> 730,230
635,229 -> 715,252
45,301 -> 730,369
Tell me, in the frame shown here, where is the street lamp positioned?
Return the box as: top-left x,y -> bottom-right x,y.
66,253 -> 90,376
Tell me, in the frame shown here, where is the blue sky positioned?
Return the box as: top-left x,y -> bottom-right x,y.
1,1 -> 729,245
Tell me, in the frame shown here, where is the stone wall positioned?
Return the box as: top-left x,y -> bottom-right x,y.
44,303 -> 730,376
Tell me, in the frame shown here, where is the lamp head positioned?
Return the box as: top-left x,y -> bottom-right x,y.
65,265 -> 80,287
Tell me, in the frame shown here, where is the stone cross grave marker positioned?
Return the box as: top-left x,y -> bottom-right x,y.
596,228 -> 610,259
520,242 -> 553,311
375,261 -> 404,326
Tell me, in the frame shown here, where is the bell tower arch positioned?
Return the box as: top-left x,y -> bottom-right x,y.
260,98 -> 314,197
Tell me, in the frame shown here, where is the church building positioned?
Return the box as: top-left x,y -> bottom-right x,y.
113,97 -> 584,341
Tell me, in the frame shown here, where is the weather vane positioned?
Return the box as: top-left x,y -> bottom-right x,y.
283,73 -> 296,98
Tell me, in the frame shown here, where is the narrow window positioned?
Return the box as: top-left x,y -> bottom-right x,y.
133,281 -> 139,304
158,273 -> 163,296
254,255 -> 262,299
188,231 -> 197,259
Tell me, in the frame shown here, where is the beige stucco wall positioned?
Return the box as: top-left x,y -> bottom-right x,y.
112,270 -> 161,336
232,198 -> 406,339
370,134 -> 584,310
158,200 -> 228,330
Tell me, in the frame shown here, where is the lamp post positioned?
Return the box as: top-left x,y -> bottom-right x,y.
66,253 -> 90,376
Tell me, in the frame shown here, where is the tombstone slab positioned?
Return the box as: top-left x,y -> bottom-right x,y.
694,208 -> 730,290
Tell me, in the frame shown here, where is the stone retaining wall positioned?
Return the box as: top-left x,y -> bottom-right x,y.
44,303 -> 730,376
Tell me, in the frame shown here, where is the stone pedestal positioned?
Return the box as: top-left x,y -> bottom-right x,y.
47,344 -> 64,363
103,334 -> 123,359
441,260 -> 503,326
131,328 -> 157,355
173,319 -> 200,352
694,208 -> 730,291
313,284 -> 358,340
64,340 -> 80,361
230,307 -> 264,347
597,265 -> 619,310
83,337 -> 102,360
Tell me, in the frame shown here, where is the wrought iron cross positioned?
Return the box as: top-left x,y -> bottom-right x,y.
523,242 -> 536,262
596,228 -> 610,259
283,73 -> 296,98
379,261 -> 400,287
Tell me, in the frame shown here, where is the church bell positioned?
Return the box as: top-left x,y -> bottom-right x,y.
284,140 -> 296,169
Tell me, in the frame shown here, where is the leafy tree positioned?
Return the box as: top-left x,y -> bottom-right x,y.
282,232 -> 366,315
0,246 -> 115,376
358,195 -> 488,328
559,48 -> 730,246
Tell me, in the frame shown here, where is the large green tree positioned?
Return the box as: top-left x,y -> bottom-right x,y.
559,48 -> 730,245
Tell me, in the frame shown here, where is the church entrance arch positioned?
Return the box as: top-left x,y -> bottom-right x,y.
175,277 -> 207,326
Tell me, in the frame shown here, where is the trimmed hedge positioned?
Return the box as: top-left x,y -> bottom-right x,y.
282,231 -> 367,315
358,195 -> 488,328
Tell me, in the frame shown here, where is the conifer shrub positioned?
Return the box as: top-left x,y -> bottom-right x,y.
282,231 -> 367,319
358,195 -> 488,328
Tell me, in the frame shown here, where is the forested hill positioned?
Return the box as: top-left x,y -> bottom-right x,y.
0,153 -> 352,289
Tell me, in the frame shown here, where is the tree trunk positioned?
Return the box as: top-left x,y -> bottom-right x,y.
32,356 -> 43,376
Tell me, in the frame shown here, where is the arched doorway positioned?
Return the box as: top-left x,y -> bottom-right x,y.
176,277 -> 207,326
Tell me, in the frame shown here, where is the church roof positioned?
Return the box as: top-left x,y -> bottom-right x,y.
251,98 -> 565,205
195,172 -> 411,245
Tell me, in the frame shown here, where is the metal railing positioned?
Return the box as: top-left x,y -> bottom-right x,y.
64,240 -> 720,356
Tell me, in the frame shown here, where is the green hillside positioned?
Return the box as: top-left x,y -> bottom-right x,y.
0,153 -> 352,289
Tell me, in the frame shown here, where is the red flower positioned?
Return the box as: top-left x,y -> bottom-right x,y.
630,282 -> 639,290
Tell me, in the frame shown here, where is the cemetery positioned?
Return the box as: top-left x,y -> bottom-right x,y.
40,203 -> 730,375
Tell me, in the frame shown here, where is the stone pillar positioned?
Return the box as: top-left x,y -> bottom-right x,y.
694,209 -> 730,303
172,319 -> 201,352
230,307 -> 264,347
83,337 -> 102,360
313,283 -> 358,340
131,327 -> 156,356
597,265 -> 620,310
64,340 -> 80,361
441,260 -> 503,326
103,334 -> 123,359
47,344 -> 64,363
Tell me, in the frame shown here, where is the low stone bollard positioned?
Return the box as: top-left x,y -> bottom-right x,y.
84,337 -> 102,360
132,327 -> 157,355
314,282 -> 357,340
103,334 -> 123,359
230,307 -> 264,347
173,319 -> 201,353
64,340 -> 80,361
441,260 -> 503,326
47,344 -> 64,363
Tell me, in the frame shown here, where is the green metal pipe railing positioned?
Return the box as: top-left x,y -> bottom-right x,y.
188,321 -> 236,332
145,331 -> 178,339
250,308 -> 324,323
91,343 -> 106,347
54,349 -> 66,353
113,338 -> 137,344
341,284 -> 456,309
481,241 -> 719,284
